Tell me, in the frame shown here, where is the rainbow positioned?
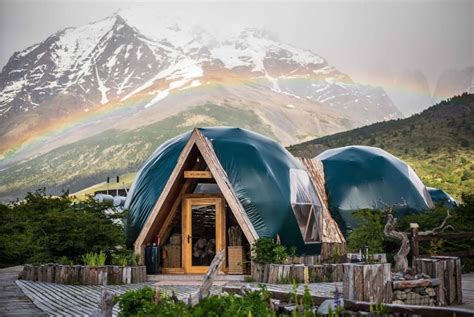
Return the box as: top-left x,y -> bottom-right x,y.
0,72 -> 436,164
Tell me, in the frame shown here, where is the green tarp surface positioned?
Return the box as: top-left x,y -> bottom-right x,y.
316,146 -> 434,234
427,187 -> 458,208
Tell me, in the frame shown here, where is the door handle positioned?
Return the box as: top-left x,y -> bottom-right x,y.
187,234 -> 193,244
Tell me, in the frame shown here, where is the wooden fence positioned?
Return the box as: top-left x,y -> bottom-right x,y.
20,264 -> 147,285
251,263 -> 344,284
409,226 -> 474,265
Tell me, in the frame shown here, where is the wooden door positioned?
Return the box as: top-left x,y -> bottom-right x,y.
182,197 -> 226,274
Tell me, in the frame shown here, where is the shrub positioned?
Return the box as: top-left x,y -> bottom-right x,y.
111,250 -> 140,266
116,286 -> 161,317
251,237 -> 289,264
116,286 -> 274,317
81,250 -> 106,266
347,209 -> 386,253
0,190 -> 124,267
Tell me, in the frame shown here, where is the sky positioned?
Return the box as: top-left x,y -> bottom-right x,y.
0,0 -> 472,92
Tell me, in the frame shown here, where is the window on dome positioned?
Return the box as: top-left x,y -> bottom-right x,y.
290,169 -> 322,243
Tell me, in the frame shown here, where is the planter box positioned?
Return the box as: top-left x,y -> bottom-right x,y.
250,262 -> 344,284
228,246 -> 245,274
342,263 -> 392,303
20,264 -> 147,285
414,256 -> 462,305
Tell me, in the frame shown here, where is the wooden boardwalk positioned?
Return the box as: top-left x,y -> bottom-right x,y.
0,266 -> 46,316
14,280 -> 339,316
454,273 -> 474,311
6,272 -> 474,316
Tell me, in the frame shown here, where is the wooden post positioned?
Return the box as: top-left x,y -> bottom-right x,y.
91,288 -> 114,317
410,223 -> 420,270
343,263 -> 392,303
189,250 -> 225,306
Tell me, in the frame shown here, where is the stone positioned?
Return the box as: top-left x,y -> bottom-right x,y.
392,300 -> 405,305
426,288 -> 436,297
413,287 -> 427,296
282,305 -> 297,314
317,299 -> 344,315
394,290 -> 407,300
429,298 -> 436,306
420,297 -> 431,305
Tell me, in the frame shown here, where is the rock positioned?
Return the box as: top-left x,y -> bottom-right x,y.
413,287 -> 427,296
426,288 -> 436,297
392,300 -> 405,305
282,304 -> 297,314
414,273 -> 431,279
429,298 -> 436,306
317,299 -> 344,315
420,297 -> 431,305
394,290 -> 407,300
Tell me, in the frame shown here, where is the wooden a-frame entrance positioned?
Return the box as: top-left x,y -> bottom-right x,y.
134,129 -> 259,272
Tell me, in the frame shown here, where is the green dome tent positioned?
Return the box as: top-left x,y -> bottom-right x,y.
125,127 -> 326,254
428,187 -> 458,208
316,146 -> 434,234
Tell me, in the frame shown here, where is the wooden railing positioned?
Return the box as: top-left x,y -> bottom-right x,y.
409,224 -> 474,263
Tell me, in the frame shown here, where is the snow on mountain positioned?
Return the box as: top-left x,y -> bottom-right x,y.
0,13 -> 401,163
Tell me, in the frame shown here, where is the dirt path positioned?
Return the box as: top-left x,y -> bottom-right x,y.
0,266 -> 46,316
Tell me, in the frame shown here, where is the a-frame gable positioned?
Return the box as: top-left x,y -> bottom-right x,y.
134,128 -> 259,260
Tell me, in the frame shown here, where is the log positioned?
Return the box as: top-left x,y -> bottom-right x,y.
46,265 -> 55,283
188,250 -> 225,306
291,264 -> 305,283
393,278 -> 440,289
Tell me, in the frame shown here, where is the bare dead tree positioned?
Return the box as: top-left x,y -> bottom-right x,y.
384,212 -> 410,273
379,199 -> 410,273
418,209 -> 454,236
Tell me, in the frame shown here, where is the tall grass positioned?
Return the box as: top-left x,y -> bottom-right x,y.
81,250 -> 106,266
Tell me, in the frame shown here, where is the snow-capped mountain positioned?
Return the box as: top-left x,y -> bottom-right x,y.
0,13 -> 401,163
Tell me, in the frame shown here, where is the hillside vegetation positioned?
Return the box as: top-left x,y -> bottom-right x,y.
0,103 -> 275,201
289,93 -> 474,200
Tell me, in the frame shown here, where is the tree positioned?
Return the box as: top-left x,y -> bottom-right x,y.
0,190 -> 125,267
347,209 -> 386,253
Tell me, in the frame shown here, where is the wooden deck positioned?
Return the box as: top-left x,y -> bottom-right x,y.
454,273 -> 474,311
5,272 -> 474,316
0,266 -> 46,316
14,280 -> 339,316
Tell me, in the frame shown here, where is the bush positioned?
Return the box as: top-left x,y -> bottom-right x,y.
251,237 -> 289,264
81,251 -> 106,266
116,286 -> 274,317
0,190 -> 125,267
346,194 -> 474,272
347,209 -> 386,253
111,250 -> 140,266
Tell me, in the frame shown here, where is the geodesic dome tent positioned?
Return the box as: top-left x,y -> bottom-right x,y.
428,187 -> 458,208
316,145 -> 434,233
125,127 -> 344,257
